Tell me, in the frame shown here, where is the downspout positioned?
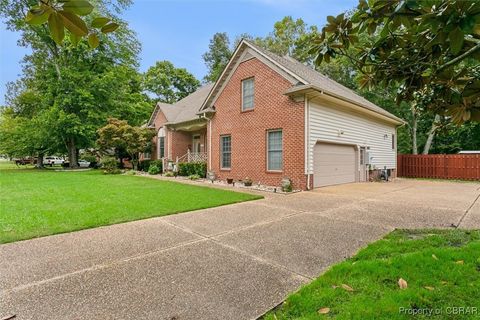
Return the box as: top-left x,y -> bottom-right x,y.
305,95 -> 310,190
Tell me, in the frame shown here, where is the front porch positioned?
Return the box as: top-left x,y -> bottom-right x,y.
159,118 -> 208,172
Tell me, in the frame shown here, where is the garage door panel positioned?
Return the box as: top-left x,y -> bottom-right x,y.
314,143 -> 356,188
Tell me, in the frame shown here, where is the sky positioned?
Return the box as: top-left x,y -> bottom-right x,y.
0,0 -> 357,105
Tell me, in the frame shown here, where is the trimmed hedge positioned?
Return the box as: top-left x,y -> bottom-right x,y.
178,162 -> 206,178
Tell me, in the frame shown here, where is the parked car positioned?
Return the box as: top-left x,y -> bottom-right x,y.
43,156 -> 64,166
78,160 -> 91,168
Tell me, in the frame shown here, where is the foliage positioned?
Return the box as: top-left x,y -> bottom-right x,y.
147,164 -> 160,175
202,32 -> 232,82
0,164 -> 262,243
97,118 -> 155,170
143,60 -> 200,103
313,0 -> 480,123
100,156 -> 120,174
24,0 -> 119,48
187,174 -> 201,180
265,229 -> 480,319
1,0 -> 149,168
255,16 -> 318,65
164,171 -> 175,177
138,159 -> 150,172
177,162 -> 207,177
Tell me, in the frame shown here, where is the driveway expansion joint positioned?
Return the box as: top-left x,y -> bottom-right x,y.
456,191 -> 480,228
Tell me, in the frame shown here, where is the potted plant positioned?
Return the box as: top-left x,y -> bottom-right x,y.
243,177 -> 253,187
227,178 -> 234,184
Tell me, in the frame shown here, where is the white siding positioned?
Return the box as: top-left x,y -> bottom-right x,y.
307,100 -> 396,174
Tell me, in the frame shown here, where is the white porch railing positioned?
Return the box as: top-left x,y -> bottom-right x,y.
163,151 -> 207,173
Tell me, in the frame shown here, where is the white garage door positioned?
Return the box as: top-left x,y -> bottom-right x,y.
313,143 -> 356,188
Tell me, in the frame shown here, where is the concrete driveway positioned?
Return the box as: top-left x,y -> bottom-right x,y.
1,179 -> 479,319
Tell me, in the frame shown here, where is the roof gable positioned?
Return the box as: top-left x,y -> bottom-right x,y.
200,39 -> 402,124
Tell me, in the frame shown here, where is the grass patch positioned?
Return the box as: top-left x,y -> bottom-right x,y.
265,229 -> 480,319
0,162 -> 261,243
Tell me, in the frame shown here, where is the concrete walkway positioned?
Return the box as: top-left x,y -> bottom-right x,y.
1,179 -> 479,319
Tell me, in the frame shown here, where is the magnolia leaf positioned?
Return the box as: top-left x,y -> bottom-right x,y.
88,33 -> 100,49
432,254 -> 438,260
474,24 -> 480,36
449,27 -> 464,55
26,7 -> 52,25
91,17 -> 110,28
456,260 -> 464,265
318,307 -> 330,314
327,16 -> 335,24
101,22 -> 119,33
62,0 -> 94,16
424,286 -> 435,291
341,284 -> 354,292
398,278 -> 408,289
58,11 -> 88,36
70,33 -> 81,46
48,12 -> 65,45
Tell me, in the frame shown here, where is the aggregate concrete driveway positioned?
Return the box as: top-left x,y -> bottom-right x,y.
1,179 -> 479,320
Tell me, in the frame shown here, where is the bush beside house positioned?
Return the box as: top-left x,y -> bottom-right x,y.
178,162 -> 206,178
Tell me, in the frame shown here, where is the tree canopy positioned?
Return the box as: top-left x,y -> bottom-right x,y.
312,0 -> 480,123
202,32 -> 232,83
143,61 -> 200,103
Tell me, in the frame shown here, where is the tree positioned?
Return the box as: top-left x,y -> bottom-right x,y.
97,118 -> 155,170
313,0 -> 480,123
202,32 -> 232,83
256,16 -> 318,65
143,61 -> 200,103
1,0 -> 150,167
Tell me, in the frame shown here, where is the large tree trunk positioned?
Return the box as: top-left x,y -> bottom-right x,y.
411,109 -> 418,155
67,137 -> 79,168
37,152 -> 44,169
422,114 -> 441,155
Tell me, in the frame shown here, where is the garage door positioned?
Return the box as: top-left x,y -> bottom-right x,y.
313,143 -> 356,188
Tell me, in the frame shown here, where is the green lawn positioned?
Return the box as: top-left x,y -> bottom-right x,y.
0,162 -> 261,244
266,229 -> 480,319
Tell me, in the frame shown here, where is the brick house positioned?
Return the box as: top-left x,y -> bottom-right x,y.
146,40 -> 403,190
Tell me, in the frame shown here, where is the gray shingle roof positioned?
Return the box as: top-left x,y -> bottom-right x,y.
244,40 -> 403,123
149,84 -> 213,126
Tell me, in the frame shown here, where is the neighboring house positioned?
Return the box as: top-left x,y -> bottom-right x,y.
147,40 -> 403,190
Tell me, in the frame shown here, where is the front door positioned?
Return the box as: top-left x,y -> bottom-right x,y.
192,135 -> 201,153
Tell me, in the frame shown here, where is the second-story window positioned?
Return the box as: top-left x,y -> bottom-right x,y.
242,78 -> 254,111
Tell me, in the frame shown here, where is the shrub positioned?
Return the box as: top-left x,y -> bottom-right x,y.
178,162 -> 206,177
138,160 -> 151,172
124,170 -> 136,175
148,164 -> 160,175
188,174 -> 201,180
164,171 -> 175,177
101,157 -> 121,174
150,160 -> 163,172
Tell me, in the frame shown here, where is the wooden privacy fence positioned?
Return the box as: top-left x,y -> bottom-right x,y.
397,154 -> 480,180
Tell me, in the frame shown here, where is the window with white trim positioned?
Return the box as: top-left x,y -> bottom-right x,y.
267,130 -> 282,171
220,135 -> 231,169
159,137 -> 165,158
242,78 -> 254,111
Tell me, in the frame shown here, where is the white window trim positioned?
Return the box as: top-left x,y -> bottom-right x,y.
220,135 -> 231,170
267,129 -> 283,172
241,78 -> 254,111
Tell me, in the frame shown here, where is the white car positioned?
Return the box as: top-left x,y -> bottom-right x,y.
78,160 -> 91,168
43,156 -> 64,166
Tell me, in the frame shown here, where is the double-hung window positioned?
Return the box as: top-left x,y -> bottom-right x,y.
242,78 -> 254,111
159,136 -> 165,158
220,135 -> 231,169
267,130 -> 282,171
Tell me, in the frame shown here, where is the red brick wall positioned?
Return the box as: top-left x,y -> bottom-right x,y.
209,57 -> 306,189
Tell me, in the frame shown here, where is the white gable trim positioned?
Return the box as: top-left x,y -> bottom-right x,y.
200,40 -> 307,111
